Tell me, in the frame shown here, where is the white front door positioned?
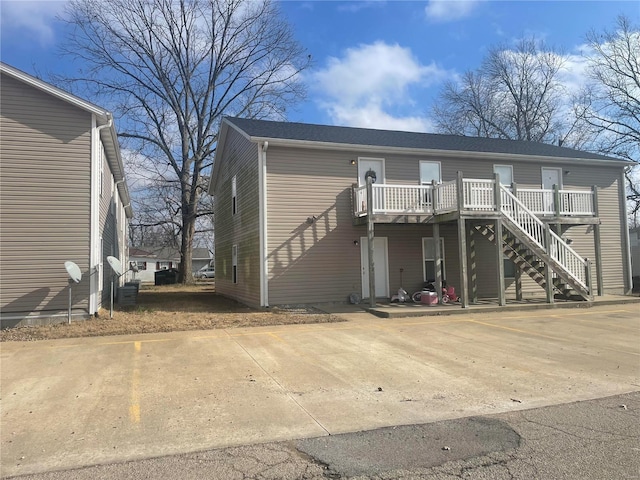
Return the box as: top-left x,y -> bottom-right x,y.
357,158 -> 385,213
358,158 -> 385,187
541,167 -> 562,212
541,167 -> 562,190
360,236 -> 389,299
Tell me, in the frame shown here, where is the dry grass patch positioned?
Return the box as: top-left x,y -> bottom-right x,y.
0,284 -> 342,342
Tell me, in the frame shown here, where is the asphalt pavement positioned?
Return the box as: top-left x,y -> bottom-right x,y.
1,303 -> 639,478
7,392 -> 639,479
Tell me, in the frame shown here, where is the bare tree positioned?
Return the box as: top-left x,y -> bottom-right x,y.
62,0 -> 310,282
433,38 -> 575,145
574,15 -> 640,221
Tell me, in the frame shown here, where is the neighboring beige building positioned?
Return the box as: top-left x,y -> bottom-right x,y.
0,62 -> 133,327
208,117 -> 633,308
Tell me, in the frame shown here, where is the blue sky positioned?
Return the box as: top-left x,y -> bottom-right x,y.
1,0 -> 638,133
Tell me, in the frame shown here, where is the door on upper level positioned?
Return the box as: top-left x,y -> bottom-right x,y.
541,167 -> 562,213
357,158 -> 385,213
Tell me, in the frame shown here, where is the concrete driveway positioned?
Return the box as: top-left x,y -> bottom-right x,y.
1,304 -> 639,477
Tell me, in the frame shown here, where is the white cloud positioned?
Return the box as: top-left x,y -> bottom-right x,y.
0,1 -> 66,45
313,41 -> 448,132
425,0 -> 479,23
325,103 -> 434,133
122,149 -> 173,193
557,50 -> 591,97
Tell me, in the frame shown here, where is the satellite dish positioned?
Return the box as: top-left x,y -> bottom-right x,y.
107,256 -> 123,276
64,261 -> 82,284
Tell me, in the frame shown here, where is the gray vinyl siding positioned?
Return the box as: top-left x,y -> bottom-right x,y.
214,127 -> 260,306
266,147 -> 362,304
266,148 -> 464,304
0,73 -> 92,325
265,145 -> 627,303
99,148 -> 122,305
410,155 -> 625,296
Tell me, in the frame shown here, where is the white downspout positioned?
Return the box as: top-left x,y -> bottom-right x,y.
620,168 -> 633,294
259,141 -> 269,307
90,114 -> 113,314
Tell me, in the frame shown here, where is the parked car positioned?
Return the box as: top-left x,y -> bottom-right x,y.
196,267 -> 215,279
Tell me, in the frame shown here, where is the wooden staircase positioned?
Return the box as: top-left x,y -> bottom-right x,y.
474,187 -> 593,300
474,221 -> 591,301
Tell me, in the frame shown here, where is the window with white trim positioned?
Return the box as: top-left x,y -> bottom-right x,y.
493,165 -> 513,186
503,255 -> 516,278
422,237 -> 445,282
99,236 -> 104,291
420,161 -> 441,185
232,244 -> 238,284
99,147 -> 104,198
231,175 -> 237,215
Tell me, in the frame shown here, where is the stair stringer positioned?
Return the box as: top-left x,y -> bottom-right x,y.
500,217 -> 592,301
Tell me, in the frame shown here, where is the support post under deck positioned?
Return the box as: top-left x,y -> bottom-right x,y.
367,176 -> 376,308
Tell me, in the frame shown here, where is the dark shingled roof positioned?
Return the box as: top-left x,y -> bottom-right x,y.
226,116 -> 624,163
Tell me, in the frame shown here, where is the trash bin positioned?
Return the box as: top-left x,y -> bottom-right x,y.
117,285 -> 138,306
125,280 -> 141,293
154,268 -> 178,285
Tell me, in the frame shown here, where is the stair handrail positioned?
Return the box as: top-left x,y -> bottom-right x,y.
499,184 -> 590,291
499,184 -> 547,250
547,229 -> 589,289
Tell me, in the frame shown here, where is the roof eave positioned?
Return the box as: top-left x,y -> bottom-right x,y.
98,121 -> 133,218
242,135 -> 633,167
208,118 -> 254,195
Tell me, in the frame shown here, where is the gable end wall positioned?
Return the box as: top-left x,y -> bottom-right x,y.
214,127 -> 261,306
0,73 -> 92,325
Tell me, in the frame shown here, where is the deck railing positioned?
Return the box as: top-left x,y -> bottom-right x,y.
434,180 -> 458,213
500,185 -> 589,290
353,179 -> 595,218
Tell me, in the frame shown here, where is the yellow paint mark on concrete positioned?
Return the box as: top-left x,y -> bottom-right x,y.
268,332 -> 285,342
100,338 -> 171,346
130,342 -> 141,424
129,404 -> 140,424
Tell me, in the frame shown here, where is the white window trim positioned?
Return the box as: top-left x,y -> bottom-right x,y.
232,244 -> 238,284
419,160 -> 442,185
422,237 -> 446,282
231,175 -> 237,215
503,254 -> 516,279
98,236 -> 104,293
99,145 -> 104,198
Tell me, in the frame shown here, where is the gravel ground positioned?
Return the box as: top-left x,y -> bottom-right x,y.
0,284 -> 342,342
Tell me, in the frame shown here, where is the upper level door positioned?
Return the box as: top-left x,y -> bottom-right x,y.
358,158 -> 385,186
541,167 -> 562,190
358,158 -> 385,212
541,167 -> 562,213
